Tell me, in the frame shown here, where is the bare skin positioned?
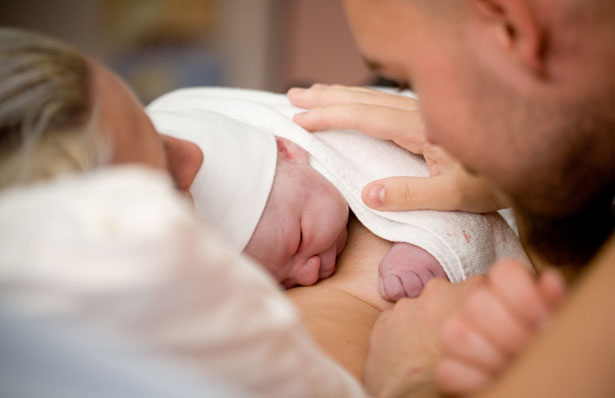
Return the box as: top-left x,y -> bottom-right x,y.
285,215 -> 393,380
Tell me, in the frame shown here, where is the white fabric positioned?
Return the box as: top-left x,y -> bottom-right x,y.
0,167 -> 364,398
148,88 -> 530,282
149,108 -> 277,251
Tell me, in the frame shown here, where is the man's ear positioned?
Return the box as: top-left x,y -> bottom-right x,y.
472,0 -> 545,76
275,136 -> 310,165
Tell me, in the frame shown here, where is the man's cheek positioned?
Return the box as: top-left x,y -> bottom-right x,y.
417,100 -> 444,146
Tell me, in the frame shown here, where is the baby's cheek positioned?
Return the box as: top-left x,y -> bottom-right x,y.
244,233 -> 285,282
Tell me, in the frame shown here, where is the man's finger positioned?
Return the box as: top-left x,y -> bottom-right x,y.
361,175 -> 463,211
440,315 -> 507,372
361,168 -> 508,213
293,104 -> 426,152
288,86 -> 418,110
435,358 -> 491,395
464,289 -> 532,356
488,260 -> 550,328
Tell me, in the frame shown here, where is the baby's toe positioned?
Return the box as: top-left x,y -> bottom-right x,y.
382,274 -> 406,302
379,243 -> 448,301
399,271 -> 425,298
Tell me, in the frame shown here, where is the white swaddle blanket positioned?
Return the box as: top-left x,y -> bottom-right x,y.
147,88 -> 530,282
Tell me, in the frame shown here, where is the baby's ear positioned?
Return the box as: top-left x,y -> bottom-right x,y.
275,136 -> 310,165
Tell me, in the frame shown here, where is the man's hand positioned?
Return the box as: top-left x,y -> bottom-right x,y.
288,84 -> 509,213
435,261 -> 567,395
363,276 -> 485,397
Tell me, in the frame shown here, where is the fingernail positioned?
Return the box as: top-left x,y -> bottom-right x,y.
312,83 -> 329,89
288,87 -> 305,95
365,184 -> 385,207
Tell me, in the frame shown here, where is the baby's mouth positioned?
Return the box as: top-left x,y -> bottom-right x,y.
316,229 -> 348,280
281,279 -> 296,289
319,260 -> 336,280
319,244 -> 343,280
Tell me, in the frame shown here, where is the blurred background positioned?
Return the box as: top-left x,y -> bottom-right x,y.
0,0 -> 380,104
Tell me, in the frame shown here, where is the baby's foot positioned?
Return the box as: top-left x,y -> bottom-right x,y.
378,242 -> 449,301
435,260 -> 567,395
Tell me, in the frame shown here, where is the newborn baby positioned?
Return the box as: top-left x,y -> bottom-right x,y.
147,87 -> 529,301
245,135 -> 446,295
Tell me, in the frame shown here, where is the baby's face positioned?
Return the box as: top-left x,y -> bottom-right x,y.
244,137 -> 349,288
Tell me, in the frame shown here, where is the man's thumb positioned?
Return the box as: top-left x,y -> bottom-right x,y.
361,175 -> 461,211
362,171 -> 508,213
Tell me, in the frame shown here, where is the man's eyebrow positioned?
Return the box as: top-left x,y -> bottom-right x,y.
362,56 -> 382,72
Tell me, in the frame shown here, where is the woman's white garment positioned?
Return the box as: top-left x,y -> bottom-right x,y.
0,167 -> 364,397
147,88 -> 530,282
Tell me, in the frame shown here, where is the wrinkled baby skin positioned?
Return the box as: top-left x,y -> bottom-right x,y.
244,137 -> 349,288
379,242 -> 449,301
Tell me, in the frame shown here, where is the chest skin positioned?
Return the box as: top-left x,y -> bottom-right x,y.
285,215 -> 393,380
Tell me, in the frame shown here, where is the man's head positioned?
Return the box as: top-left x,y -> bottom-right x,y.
244,137 -> 349,288
0,28 -> 202,196
343,0 -> 614,266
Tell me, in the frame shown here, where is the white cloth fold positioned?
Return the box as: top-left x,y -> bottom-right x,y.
148,88 -> 530,282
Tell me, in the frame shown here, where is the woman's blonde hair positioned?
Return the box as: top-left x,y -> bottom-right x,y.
0,28 -> 108,189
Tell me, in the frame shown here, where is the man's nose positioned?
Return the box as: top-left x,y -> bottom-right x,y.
161,135 -> 204,193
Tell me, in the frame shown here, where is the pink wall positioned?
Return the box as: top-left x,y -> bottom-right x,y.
273,0 -> 374,91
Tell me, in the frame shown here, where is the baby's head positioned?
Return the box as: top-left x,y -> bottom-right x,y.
244,137 -> 349,288
147,106 -> 348,288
